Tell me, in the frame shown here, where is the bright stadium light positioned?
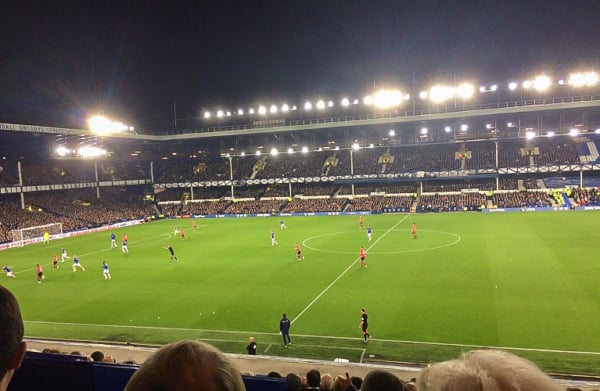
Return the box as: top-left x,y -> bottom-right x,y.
248,108 -> 255,114
217,110 -> 224,118
522,80 -> 533,89
456,83 -> 474,99
301,146 -> 309,154
420,127 -> 428,135
568,72 -> 599,87
460,124 -> 468,131
88,115 -> 132,135
258,105 -> 267,115
281,104 -> 289,112
237,109 -> 244,115
419,91 -> 428,99
547,131 -> 555,137
507,122 -> 515,128
270,105 -> 278,114
287,147 -> 294,154
595,129 -> 600,134
316,100 -> 326,110
526,131 -> 536,139
363,95 -> 373,105
304,101 -> 313,111
341,97 -> 350,106
226,111 -> 232,117
569,128 -> 579,136
240,152 -> 246,156
204,111 -> 211,119
444,126 -> 452,133
55,146 -> 70,156
508,82 -> 518,91
78,146 -> 107,157
256,150 -> 262,156
353,99 -> 359,105
491,84 -> 498,91
327,100 -> 334,107
270,148 -> 279,156
429,85 -> 455,103
389,129 -> 396,136
373,89 -> 403,108
352,142 -> 360,150
533,75 -> 551,91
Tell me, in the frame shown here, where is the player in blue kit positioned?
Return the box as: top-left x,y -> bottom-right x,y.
102,261 -> 111,280
2,265 -> 16,278
110,232 -> 117,248
72,256 -> 86,272
271,230 -> 278,246
367,227 -> 372,242
279,220 -> 287,230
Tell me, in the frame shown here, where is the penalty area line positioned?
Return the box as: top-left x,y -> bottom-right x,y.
291,215 -> 410,326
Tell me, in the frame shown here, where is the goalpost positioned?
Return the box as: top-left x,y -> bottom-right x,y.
10,222 -> 63,247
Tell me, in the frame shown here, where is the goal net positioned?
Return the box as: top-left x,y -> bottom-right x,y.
10,223 -> 63,247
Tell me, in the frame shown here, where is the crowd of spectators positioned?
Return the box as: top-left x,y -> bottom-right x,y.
346,196 -> 414,212
570,187 -> 600,206
281,198 -> 346,213
492,191 -> 553,208
224,199 -> 286,214
416,193 -> 487,212
422,178 -> 495,192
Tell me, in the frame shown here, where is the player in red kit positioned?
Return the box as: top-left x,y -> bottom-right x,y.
411,222 -> 417,239
359,246 -> 367,268
52,255 -> 59,270
295,242 -> 304,260
36,264 -> 44,283
359,215 -> 364,229
181,229 -> 186,240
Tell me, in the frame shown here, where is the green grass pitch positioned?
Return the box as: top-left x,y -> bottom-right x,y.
2,212 -> 600,374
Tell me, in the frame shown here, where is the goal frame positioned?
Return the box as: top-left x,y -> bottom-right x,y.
10,222 -> 63,247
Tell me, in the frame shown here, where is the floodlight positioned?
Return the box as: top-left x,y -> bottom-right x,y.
225,153 -> 230,158
226,111 -> 232,116
526,131 -> 536,139
270,148 -> 279,156
287,147 -> 294,154
479,86 -> 486,93
353,99 -> 359,105
301,146 -> 309,154
429,85 -> 454,103
237,109 -> 244,115
456,83 -> 474,99
203,111 -> 211,119
304,102 -> 313,111
547,131 -> 555,137
241,152 -> 246,156
258,106 -> 267,115
352,143 -> 360,150
491,85 -> 498,91
334,146 -> 340,150
373,89 -> 403,108
291,105 -> 297,110
389,129 -> 396,136
363,95 -> 373,105
568,72 -> 598,87
270,105 -> 278,114
569,128 -> 579,136
217,110 -> 224,118
256,150 -> 262,156
419,91 -> 428,99
78,146 -> 107,157
55,146 -> 69,156
444,126 -> 452,133
595,129 -> 600,134
533,75 -> 551,91
486,123 -> 493,129
507,122 -> 515,128
327,100 -> 334,107
522,80 -> 532,89
420,127 -> 428,135
248,108 -> 255,114
368,143 -> 374,148
316,100 -> 326,110
341,98 -> 350,106
281,104 -> 289,112
460,124 -> 468,131
558,79 -> 566,85
508,82 -> 518,91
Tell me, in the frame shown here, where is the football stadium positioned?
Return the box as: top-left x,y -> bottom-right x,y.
2,67 -> 600,390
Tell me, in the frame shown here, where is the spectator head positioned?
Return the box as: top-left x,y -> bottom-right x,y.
306,369 -> 321,388
267,371 -> 282,378
124,340 -> 245,391
0,285 -> 26,391
417,349 -> 561,391
90,350 -> 105,362
286,372 -> 302,391
362,370 -> 405,391
320,373 -> 334,390
351,376 -> 363,390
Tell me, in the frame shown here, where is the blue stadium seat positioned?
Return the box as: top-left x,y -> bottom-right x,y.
8,351 -> 286,391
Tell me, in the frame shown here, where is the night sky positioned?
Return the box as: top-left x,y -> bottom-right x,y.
1,0 -> 599,132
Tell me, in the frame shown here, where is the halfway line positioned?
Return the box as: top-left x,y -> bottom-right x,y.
292,215 -> 410,325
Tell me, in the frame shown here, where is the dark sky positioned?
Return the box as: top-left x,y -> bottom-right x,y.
1,0 -> 600,132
